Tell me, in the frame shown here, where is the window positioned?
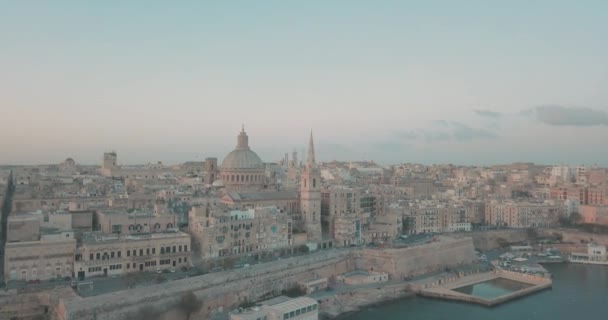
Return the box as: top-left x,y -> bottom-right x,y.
179,245 -> 182,252
90,253 -> 94,260
152,248 -> 156,254
111,252 -> 115,258
140,249 -> 143,256
161,247 -> 165,254
127,264 -> 130,269
289,311 -> 295,317
184,257 -> 188,263
96,253 -> 100,260
118,251 -> 121,258
146,248 -> 150,255
172,246 -> 176,253
296,309 -> 301,316
184,245 -> 188,252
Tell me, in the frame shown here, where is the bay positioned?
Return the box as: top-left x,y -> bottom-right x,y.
340,264 -> 608,320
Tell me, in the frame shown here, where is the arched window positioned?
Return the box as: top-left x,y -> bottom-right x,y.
167,223 -> 173,229
154,223 -> 161,230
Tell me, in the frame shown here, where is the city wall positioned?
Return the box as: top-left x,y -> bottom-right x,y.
316,283 -> 413,318
61,250 -> 353,320
539,228 -> 608,247
59,237 -> 476,320
352,237 -> 476,279
467,229 -> 529,251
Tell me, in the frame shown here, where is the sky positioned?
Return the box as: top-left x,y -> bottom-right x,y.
1,1 -> 608,166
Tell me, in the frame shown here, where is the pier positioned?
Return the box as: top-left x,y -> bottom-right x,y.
417,270 -> 551,307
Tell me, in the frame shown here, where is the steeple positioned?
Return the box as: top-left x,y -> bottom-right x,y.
307,130 -> 316,168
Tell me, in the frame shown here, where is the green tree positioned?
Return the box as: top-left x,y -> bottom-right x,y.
178,291 -> 202,320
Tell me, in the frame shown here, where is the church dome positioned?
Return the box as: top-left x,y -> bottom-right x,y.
221,126 -> 264,170
221,149 -> 264,169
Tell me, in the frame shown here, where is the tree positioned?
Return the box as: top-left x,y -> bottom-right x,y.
222,257 -> 236,269
402,217 -> 413,234
526,228 -> 538,240
299,244 -> 310,254
178,291 -> 202,320
126,306 -> 161,320
496,237 -> 509,248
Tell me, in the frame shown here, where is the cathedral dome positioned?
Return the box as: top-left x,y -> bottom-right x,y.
219,126 -> 266,191
221,126 -> 264,170
221,149 -> 264,169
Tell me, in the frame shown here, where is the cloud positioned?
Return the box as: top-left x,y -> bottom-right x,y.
448,121 -> 498,140
530,106 -> 608,126
394,121 -> 498,142
474,109 -> 503,118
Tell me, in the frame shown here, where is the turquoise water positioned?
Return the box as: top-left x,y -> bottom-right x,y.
340,264 -> 608,320
453,277 -> 533,299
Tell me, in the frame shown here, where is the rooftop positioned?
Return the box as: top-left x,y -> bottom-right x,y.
227,190 -> 298,201
82,230 -> 188,244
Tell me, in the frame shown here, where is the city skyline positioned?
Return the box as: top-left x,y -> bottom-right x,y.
2,1 -> 608,165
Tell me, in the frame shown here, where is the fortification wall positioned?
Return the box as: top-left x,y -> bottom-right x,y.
353,237 -> 476,279
62,250 -> 353,320
540,228 -> 608,246
468,229 -> 529,250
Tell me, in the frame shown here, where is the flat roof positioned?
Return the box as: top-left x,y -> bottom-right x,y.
82,230 -> 189,244
227,190 -> 298,201
267,297 -> 318,313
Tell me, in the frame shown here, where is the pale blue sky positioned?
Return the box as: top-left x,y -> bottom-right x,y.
1,1 -> 608,165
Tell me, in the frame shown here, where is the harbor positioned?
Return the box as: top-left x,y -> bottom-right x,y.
417,270 -> 551,307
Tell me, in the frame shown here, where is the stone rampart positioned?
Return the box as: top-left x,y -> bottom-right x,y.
353,237 -> 476,279
62,250 -> 353,320
540,228 -> 608,246
467,229 -> 529,250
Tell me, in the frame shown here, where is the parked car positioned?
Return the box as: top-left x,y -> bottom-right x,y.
27,279 -> 41,284
170,268 -> 176,273
156,268 -> 162,274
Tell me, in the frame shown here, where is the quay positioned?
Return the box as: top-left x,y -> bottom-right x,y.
416,270 -> 552,307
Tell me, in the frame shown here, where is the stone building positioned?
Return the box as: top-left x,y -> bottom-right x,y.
221,191 -> 300,218
189,206 -> 293,259
485,200 -> 563,228
320,185 -> 387,246
230,296 -> 319,320
7,214 -> 41,242
95,210 -> 178,235
4,231 -> 77,281
73,230 -> 191,279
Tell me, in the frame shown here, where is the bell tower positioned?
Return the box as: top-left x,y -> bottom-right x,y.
300,131 -> 322,242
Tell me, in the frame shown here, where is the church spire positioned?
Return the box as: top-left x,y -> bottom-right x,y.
307,130 -> 316,168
